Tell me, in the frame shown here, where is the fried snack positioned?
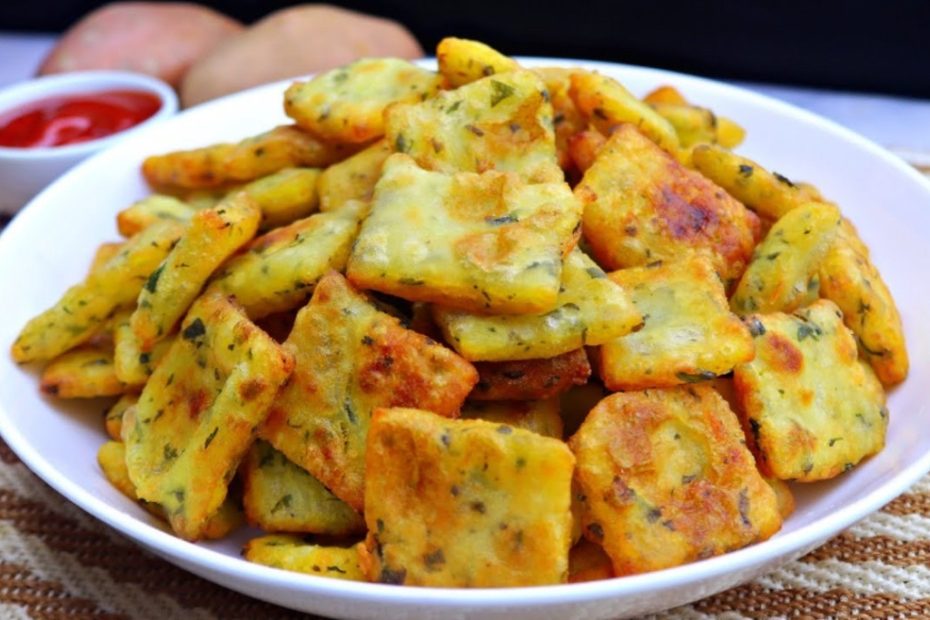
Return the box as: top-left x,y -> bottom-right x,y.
40,346 -> 124,398
567,129 -> 607,174
12,221 -> 185,363
317,139 -> 392,212
142,125 -> 354,192
433,248 -> 641,361
384,69 -> 563,183
766,476 -> 796,519
207,201 -> 366,319
575,124 -> 760,286
117,195 -> 197,237
730,202 -> 841,316
643,85 -> 688,105
347,154 -> 580,314
241,441 -> 364,536
436,37 -> 520,87
104,393 -> 138,441
716,118 -> 747,149
733,300 -> 888,482
87,242 -> 125,275
600,255 -> 754,390
361,407 -> 574,586
461,398 -> 564,439
241,167 -> 321,230
569,70 -> 679,153
691,144 -> 819,220
112,310 -> 174,387
569,387 -> 782,576
819,219 -> 908,385
243,535 -> 365,581
284,58 -> 440,144
651,103 -> 717,148
131,193 -> 261,350
643,86 -> 745,148
259,272 -> 477,510
568,539 -> 614,583
535,67 -> 589,171
123,292 -> 294,540
470,348 -> 591,401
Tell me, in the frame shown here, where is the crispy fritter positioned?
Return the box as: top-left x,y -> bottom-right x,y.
651,103 -> 717,149
470,348 -> 591,401
87,242 -> 125,275
436,37 -> 520,87
243,535 -> 365,581
104,393 -> 138,441
117,195 -> 196,237
40,345 -> 124,398
533,67 -> 588,171
317,139 -> 392,212
241,167 -> 321,230
461,397 -> 563,439
566,129 -> 606,175
112,310 -> 173,387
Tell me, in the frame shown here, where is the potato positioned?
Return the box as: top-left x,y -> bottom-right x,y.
40,346 -> 124,398
461,398 -> 564,439
433,249 -> 641,361
347,154 -> 580,315
88,242 -> 125,274
116,195 -> 196,238
104,393 -> 138,441
112,310 -> 174,387
566,129 -> 606,174
259,272 -> 477,510
600,255 -> 754,390
643,85 -> 688,105
317,140 -> 392,212
243,535 -> 365,581
534,67 -> 591,172
470,348 -> 591,401
241,167 -> 321,230
733,300 -> 888,482
643,86 -> 745,148
575,124 -> 761,286
38,2 -> 242,88
360,407 -> 574,586
437,37 -> 520,87
181,5 -> 423,107
651,102 -> 717,148
123,292 -> 294,540
569,387 -> 782,576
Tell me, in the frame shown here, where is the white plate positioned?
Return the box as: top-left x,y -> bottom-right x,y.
1,58 -> 929,620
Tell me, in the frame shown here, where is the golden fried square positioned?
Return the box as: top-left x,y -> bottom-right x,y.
317,139 -> 392,212
123,292 -> 294,540
40,346 -> 124,398
244,535 -> 365,581
461,397 -> 563,439
433,248 -> 641,360
384,69 -> 563,183
575,124 -> 760,285
241,440 -> 364,536
361,407 -> 574,586
733,299 -> 888,482
600,255 -> 754,390
117,195 -> 196,237
436,37 -> 520,87
285,58 -> 440,144
470,348 -> 591,401
568,386 -> 782,576
533,67 -> 588,172
347,154 -> 580,314
259,272 -> 477,510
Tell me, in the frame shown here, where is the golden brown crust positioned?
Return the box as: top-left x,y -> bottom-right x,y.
470,348 -> 591,401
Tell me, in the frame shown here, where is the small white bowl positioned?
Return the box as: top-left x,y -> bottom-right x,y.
0,70 -> 178,214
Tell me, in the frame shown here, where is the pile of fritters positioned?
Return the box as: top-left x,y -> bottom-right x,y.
12,36 -> 907,586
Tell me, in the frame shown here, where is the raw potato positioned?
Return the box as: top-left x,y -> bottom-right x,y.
243,535 -> 365,581
569,387 -> 782,576
317,140 -> 392,212
360,407 -> 575,586
461,398 -> 564,439
733,300 -> 888,482
40,346 -> 124,398
181,4 -> 423,107
117,195 -> 195,237
470,348 -> 591,401
38,2 -> 242,88
286,58 -> 440,144
437,37 -> 520,87
347,154 -> 580,314
433,249 -> 641,361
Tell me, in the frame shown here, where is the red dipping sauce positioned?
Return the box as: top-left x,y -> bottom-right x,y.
0,90 -> 161,149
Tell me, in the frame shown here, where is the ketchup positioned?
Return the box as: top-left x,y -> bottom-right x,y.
0,90 -> 161,148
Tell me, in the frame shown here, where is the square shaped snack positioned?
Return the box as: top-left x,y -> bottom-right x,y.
600,255 -> 754,390
470,348 -> 591,401
259,272 -> 477,510
347,154 -> 581,314
244,535 -> 365,581
40,346 -> 124,399
436,37 -> 519,87
433,248 -> 641,360
317,139 -> 392,212
385,69 -> 563,183
361,407 -> 574,586
123,291 -> 294,540
733,299 -> 888,481
575,124 -> 761,286
568,386 -> 782,576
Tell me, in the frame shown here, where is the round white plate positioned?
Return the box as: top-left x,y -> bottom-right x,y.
1,58 -> 929,620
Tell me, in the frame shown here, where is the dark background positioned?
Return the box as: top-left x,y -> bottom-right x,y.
3,0 -> 929,98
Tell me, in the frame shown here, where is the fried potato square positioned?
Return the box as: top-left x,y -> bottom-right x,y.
12,221 -> 185,363
534,67 -> 589,172
117,195 -> 196,237
568,71 -> 679,153
285,58 -> 440,144
131,192 -> 261,350
385,69 -> 563,183
575,124 -> 760,285
242,167 -> 321,230
470,348 -> 591,401
461,398 -> 563,439
730,202 -> 841,316
436,37 -> 520,87
104,393 -> 138,441
243,535 -> 365,581
433,248 -> 641,360
347,154 -> 580,314
317,139 -> 392,212
123,292 -> 294,540
207,200 -> 366,319
819,219 -> 908,385
568,539 -> 614,583
651,103 -> 718,149
259,272 -> 477,510
361,407 -> 574,586
568,386 -> 782,576
113,310 -> 174,387
40,346 -> 124,398
643,87 -> 745,148
142,125 -> 354,192
733,299 -> 888,482
600,255 -> 754,390
241,440 -> 364,536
